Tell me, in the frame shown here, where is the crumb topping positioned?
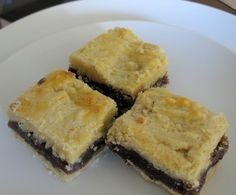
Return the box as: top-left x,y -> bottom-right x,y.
8,70 -> 117,164
70,27 -> 168,98
107,88 -> 228,186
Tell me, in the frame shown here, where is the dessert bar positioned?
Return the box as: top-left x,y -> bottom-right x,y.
8,70 -> 117,180
69,28 -> 168,114
107,88 -> 228,194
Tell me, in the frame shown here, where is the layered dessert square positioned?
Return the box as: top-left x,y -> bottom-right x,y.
8,70 -> 117,181
69,27 -> 168,114
107,88 -> 228,194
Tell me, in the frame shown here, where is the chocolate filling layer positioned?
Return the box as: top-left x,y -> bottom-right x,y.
8,121 -> 105,174
108,136 -> 228,195
68,67 -> 169,115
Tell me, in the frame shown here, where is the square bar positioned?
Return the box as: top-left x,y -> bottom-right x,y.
69,27 -> 168,114
107,88 -> 228,194
8,70 -> 117,181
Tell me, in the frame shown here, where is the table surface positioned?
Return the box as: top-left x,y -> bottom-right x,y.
188,0 -> 236,15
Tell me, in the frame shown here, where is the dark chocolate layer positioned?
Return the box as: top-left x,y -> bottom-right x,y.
8,121 -> 105,174
68,67 -> 169,115
108,136 -> 228,195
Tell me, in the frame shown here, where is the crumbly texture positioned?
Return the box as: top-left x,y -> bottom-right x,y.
107,88 -> 228,187
8,70 -> 117,164
69,27 -> 168,98
13,131 -> 106,182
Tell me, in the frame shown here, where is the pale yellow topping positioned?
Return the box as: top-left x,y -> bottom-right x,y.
107,88 -> 228,186
69,27 -> 168,98
8,70 -> 117,164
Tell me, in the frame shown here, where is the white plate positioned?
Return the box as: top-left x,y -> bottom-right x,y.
0,21 -> 235,195
0,0 -> 236,63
